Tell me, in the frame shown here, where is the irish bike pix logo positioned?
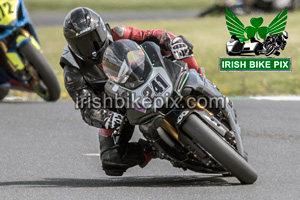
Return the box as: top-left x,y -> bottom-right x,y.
220,8 -> 291,72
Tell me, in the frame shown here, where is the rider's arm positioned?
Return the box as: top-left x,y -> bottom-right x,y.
63,65 -> 123,129
111,25 -> 203,75
112,25 -> 175,51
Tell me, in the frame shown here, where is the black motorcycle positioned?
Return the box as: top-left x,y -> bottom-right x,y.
263,31 -> 288,56
102,39 -> 258,184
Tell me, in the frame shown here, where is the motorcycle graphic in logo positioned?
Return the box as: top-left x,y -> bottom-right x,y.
225,8 -> 288,56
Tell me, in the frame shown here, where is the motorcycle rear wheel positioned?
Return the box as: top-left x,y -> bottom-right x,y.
18,42 -> 60,101
182,114 -> 258,184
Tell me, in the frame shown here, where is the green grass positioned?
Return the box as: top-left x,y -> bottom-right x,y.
24,0 -> 213,12
9,10 -> 300,100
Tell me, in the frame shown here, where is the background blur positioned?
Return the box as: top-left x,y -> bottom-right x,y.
11,0 -> 300,100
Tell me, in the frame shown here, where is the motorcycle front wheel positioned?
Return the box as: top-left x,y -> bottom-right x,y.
0,86 -> 9,101
18,42 -> 60,101
182,114 -> 258,184
265,45 -> 276,56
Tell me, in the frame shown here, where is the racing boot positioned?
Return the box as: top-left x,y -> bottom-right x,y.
122,139 -> 156,169
99,134 -> 128,176
139,139 -> 157,168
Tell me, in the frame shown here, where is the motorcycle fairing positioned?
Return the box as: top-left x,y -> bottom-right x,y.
140,41 -> 188,87
226,40 -> 244,55
6,51 -> 24,70
0,0 -> 19,26
243,42 -> 259,52
182,69 -> 223,99
105,65 -> 174,125
0,0 -> 39,42
16,34 -> 40,50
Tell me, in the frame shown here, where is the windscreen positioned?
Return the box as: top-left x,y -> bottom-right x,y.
102,39 -> 152,89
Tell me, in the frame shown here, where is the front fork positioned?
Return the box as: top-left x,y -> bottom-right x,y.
0,41 -> 18,74
161,96 -> 245,157
161,97 -> 213,147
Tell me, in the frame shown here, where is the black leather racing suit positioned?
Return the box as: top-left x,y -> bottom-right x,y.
60,25 -> 201,132
60,25 -> 202,171
60,45 -> 114,128
60,43 -> 140,158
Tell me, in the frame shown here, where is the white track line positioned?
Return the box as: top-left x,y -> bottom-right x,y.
4,96 -> 28,101
82,153 -> 100,157
250,96 -> 300,101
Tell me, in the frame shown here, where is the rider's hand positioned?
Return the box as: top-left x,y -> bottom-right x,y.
169,37 -> 190,60
103,112 -> 124,130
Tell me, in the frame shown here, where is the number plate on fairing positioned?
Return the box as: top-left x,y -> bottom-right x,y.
132,66 -> 173,109
0,0 -> 19,26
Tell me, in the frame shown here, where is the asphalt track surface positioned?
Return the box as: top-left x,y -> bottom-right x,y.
0,100 -> 300,199
30,10 -> 200,27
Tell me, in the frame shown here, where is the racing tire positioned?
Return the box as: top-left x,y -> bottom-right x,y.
265,45 -> 276,57
18,42 -> 60,101
182,114 -> 258,184
0,86 -> 9,101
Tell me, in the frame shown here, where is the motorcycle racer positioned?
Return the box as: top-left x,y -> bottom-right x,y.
60,7 -> 205,176
263,31 -> 288,56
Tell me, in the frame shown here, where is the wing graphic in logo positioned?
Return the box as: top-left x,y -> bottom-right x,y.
225,8 -> 247,42
268,8 -> 288,35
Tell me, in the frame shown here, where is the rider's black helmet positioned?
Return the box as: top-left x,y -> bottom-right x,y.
63,7 -> 110,64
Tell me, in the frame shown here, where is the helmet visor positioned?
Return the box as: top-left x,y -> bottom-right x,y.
66,26 -> 107,61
